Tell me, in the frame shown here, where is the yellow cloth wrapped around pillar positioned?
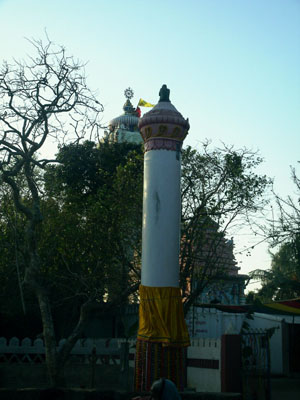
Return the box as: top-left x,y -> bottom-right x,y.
137,285 -> 190,346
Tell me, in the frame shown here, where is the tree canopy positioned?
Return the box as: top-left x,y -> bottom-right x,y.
249,165 -> 300,302
0,37 -> 104,385
42,140 -> 143,307
180,143 -> 271,313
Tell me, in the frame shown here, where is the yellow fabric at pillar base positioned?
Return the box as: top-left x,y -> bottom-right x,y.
137,285 -> 190,347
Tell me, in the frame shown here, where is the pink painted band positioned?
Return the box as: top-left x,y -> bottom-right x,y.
144,138 -> 182,152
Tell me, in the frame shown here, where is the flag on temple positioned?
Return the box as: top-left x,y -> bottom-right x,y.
138,98 -> 155,107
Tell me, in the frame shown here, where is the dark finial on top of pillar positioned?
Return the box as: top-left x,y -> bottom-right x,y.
159,85 -> 170,102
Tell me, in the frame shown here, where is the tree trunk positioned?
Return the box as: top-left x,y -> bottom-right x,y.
35,287 -> 64,386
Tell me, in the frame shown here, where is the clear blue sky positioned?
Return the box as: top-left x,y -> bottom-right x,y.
1,0 -> 299,285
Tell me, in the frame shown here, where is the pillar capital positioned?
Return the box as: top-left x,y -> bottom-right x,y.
138,85 -> 189,149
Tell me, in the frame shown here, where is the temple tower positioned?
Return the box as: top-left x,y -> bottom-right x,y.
135,85 -> 190,391
103,87 -> 143,144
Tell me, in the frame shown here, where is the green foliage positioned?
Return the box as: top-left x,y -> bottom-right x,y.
181,143 -> 269,221
0,188 -> 42,336
121,316 -> 139,341
41,141 -> 143,307
250,235 -> 300,301
245,291 -> 256,304
45,140 -> 142,199
0,140 -> 144,337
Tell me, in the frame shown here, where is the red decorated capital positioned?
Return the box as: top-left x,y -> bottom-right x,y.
139,101 -> 189,147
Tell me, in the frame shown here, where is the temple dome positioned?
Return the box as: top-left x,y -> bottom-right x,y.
105,88 -> 142,144
109,99 -> 140,132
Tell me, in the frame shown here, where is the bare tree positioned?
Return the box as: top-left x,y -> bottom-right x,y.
248,164 -> 300,300
0,37 -> 104,385
269,165 -> 300,244
180,143 -> 271,315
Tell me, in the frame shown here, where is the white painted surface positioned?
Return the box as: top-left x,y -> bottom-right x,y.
186,309 -> 299,375
186,307 -> 245,338
117,128 -> 143,144
141,149 -> 181,287
187,338 -> 221,392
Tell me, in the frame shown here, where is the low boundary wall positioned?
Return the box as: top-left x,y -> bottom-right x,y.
187,338 -> 221,392
0,336 -> 238,393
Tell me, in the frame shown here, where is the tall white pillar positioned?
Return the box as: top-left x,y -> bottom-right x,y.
135,85 -> 190,392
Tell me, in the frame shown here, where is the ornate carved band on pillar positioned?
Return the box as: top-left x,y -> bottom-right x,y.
144,138 -> 182,152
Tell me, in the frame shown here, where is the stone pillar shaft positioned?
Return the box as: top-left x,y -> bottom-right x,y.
141,148 -> 181,287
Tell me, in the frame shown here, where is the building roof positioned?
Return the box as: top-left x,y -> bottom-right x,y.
194,297 -> 300,316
